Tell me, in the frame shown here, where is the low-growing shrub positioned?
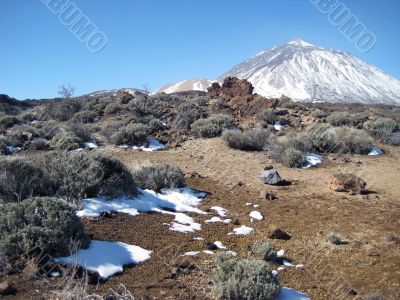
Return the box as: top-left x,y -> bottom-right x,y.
0,115 -> 19,130
364,118 -> 399,145
175,101 -> 205,131
191,114 -> 234,138
311,109 -> 327,118
50,131 -> 82,150
0,197 -> 89,263
280,147 -> 307,168
259,109 -> 277,127
334,127 -> 373,154
148,118 -> 164,133
222,128 -> 271,151
40,151 -> 137,201
45,99 -> 82,121
326,231 -> 343,245
213,253 -> 280,300
364,118 -> 399,133
104,103 -> 121,115
111,123 -> 150,146
133,164 -> 186,192
30,138 -> 49,150
0,158 -> 53,203
251,240 -> 277,261
72,110 -> 99,123
327,112 -> 366,127
67,121 -> 92,142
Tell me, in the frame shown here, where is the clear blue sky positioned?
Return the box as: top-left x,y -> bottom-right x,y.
1,0 -> 399,99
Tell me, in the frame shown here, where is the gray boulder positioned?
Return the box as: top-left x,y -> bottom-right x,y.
259,169 -> 283,185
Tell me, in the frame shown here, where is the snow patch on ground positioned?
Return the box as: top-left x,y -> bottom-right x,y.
210,206 -> 228,217
78,188 -> 207,233
228,225 -> 254,235
84,142 -> 98,149
249,211 -> 264,221
214,241 -> 227,249
277,249 -> 286,258
133,138 -> 166,152
303,152 -> 324,168
205,216 -> 231,224
368,146 -> 384,156
54,240 -> 152,279
274,122 -> 285,131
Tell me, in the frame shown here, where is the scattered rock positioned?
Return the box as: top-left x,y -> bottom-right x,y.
0,281 -> 17,296
366,248 -> 380,257
185,172 -> 204,179
327,173 -> 367,194
207,243 -> 219,251
263,190 -> 277,201
266,224 -> 291,240
385,235 -> 400,246
259,169 -> 284,185
346,288 -> 357,296
264,165 -> 274,171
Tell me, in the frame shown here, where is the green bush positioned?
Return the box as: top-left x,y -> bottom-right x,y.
213,253 -> 280,300
251,240 -> 277,261
133,164 -> 186,192
104,103 -> 121,115
0,116 -> 19,130
50,131 -> 82,150
67,122 -> 92,142
0,158 -> 53,204
40,152 -> 137,201
311,109 -> 327,118
111,123 -> 150,146
191,114 -> 234,138
280,147 -> 307,168
327,112 -> 366,127
259,109 -> 277,127
222,128 -> 271,151
0,197 -> 89,263
44,99 -> 82,121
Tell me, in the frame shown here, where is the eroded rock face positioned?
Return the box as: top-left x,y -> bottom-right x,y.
328,173 -> 367,194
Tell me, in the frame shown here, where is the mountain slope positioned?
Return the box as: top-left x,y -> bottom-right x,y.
156,39 -> 400,105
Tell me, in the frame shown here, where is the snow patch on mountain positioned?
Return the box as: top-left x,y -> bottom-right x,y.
155,79 -> 217,94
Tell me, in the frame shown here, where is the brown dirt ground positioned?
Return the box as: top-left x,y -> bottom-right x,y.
3,137 -> 400,299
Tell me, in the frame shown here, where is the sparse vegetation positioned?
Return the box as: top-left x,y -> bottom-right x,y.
327,112 -> 367,127
251,240 -> 277,261
133,164 -> 186,192
0,115 -> 19,130
364,118 -> 400,145
259,109 -> 277,127
104,102 -> 121,115
191,114 -> 234,138
213,253 -> 280,300
279,147 -> 307,168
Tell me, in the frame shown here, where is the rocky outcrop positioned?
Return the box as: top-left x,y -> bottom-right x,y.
266,224 -> 291,240
328,173 -> 367,194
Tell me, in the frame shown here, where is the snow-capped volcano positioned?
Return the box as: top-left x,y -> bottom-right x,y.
156,39 -> 400,105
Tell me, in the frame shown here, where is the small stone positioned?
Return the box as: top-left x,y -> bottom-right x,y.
366,248 -> 380,256
0,282 -> 17,296
264,165 -> 274,171
266,224 -> 291,240
259,169 -> 284,185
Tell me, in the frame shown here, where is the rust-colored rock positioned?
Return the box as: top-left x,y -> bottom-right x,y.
266,224 -> 290,240
328,173 -> 367,194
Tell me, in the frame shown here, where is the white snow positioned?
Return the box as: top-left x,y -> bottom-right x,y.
193,237 -> 204,241
132,138 -> 165,152
83,142 -> 98,149
205,216 -> 231,224
214,241 -> 227,249
228,225 -> 254,235
77,188 -> 207,233
181,251 -> 200,257
210,206 -> 228,217
245,203 -> 253,206
278,287 -> 310,300
274,122 -> 285,131
226,251 -> 238,256
253,204 -> 260,208
296,264 -> 305,269
368,146 -> 384,156
283,260 -> 294,267
202,250 -> 214,255
249,211 -> 263,221
303,152 -> 324,168
54,240 -> 152,279
277,249 -> 286,258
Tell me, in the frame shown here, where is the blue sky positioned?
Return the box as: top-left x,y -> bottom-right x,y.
1,0 -> 399,99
